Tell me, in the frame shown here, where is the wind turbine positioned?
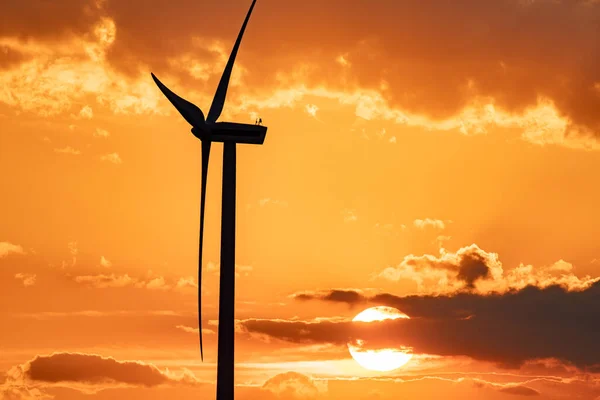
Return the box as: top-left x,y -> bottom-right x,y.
150,0 -> 266,398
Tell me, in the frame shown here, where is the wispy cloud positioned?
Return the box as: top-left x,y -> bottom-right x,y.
68,241 -> 78,266
342,209 -> 358,223
175,325 -> 215,335
336,54 -> 351,67
0,242 -> 25,258
305,103 -> 319,118
54,146 -> 81,155
100,152 -> 122,164
94,127 -> 110,138
74,105 -> 93,119
99,255 -> 112,267
258,198 -> 288,207
206,262 -> 253,278
14,273 -> 36,287
413,218 -> 446,230
72,271 -> 197,292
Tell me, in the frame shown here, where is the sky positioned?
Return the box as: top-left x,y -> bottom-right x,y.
2,0 -> 600,398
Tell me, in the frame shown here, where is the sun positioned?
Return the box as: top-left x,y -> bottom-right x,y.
347,306 -> 413,372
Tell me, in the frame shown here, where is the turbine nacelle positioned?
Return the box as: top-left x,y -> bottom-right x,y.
192,122 -> 267,144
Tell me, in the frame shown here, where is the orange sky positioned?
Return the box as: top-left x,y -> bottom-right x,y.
2,0 -> 600,399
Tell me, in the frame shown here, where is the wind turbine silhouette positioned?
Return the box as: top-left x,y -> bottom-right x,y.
150,0 -> 266,398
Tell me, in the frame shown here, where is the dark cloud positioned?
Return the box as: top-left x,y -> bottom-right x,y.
0,46 -> 29,70
3,0 -> 600,138
19,352 -> 198,386
111,0 -> 600,137
295,289 -> 368,305
455,251 -> 491,288
243,282 -> 600,369
0,0 -> 101,40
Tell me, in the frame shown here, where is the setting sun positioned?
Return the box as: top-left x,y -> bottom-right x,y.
348,306 -> 413,372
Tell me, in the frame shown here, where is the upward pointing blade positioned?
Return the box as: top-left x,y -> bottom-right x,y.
206,0 -> 257,123
198,140 -> 211,361
151,72 -> 206,127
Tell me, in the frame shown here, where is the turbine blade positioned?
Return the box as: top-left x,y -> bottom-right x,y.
198,140 -> 211,361
206,0 -> 257,123
151,72 -> 206,127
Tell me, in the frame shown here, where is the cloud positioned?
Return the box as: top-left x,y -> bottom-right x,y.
0,44 -> 29,70
0,382 -> 51,400
99,255 -> 111,267
0,17 -> 162,117
261,372 -> 327,399
236,264 -> 253,278
259,198 -> 289,207
0,0 -> 100,40
68,241 -> 78,266
305,104 -> 319,118
175,276 -> 197,290
74,273 -> 135,288
72,271 -> 196,292
376,244 -> 598,295
54,146 -> 81,155
99,0 -> 600,148
2,0 -> 600,149
16,310 -> 189,319
260,281 -> 600,369
75,105 -> 93,119
206,262 -> 219,274
205,262 -> 253,278
94,127 -> 110,138
145,276 -> 169,290
0,242 -> 25,258
471,378 -> 541,397
435,235 -> 452,247
498,385 -> 540,397
4,352 -> 200,395
100,152 -> 122,164
14,273 -> 36,287
336,55 -> 350,68
342,209 -> 358,223
293,289 -> 370,305
413,218 -> 446,230
377,244 -> 500,293
244,373 -> 600,400
175,325 -> 215,335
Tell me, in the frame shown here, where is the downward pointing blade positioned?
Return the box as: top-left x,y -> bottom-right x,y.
198,140 -> 211,361
206,0 -> 257,123
151,73 -> 206,127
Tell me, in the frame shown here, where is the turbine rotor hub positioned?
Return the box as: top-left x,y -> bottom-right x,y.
191,125 -> 210,140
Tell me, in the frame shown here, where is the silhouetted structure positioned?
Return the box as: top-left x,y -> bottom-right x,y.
150,1 -> 266,399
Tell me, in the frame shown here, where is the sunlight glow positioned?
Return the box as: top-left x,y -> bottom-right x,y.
348,306 -> 413,372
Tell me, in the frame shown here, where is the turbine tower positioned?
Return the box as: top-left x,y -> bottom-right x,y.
150,1 -> 266,398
